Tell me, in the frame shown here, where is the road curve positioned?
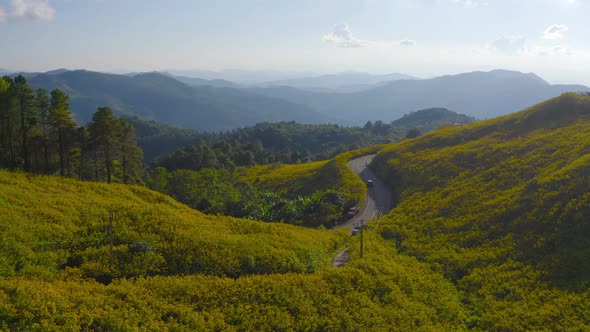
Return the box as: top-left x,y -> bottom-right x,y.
334,154 -> 394,230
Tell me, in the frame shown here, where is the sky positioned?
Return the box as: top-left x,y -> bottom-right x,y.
1,0 -> 589,84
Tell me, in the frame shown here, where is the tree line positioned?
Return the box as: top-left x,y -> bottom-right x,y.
152,121 -> 406,172
0,75 -> 142,184
147,167 -> 348,228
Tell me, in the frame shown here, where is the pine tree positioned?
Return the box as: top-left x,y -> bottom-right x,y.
49,89 -> 75,176
117,118 -> 143,184
0,77 -> 12,169
13,76 -> 38,172
36,88 -> 51,173
1,77 -> 19,170
89,107 -> 118,183
75,126 -> 92,180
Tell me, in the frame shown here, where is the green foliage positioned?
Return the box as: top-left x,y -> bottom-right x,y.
124,115 -> 200,162
146,166 -> 350,228
242,145 -> 381,204
0,170 -> 344,281
0,169 -> 468,330
405,128 -> 422,139
0,77 -> 144,184
392,107 -> 474,132
372,93 -> 590,330
145,146 -> 381,228
153,121 -> 401,171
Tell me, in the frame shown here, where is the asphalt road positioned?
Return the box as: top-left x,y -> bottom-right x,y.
335,154 -> 394,230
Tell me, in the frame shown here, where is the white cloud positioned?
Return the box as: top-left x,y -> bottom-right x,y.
322,24 -> 416,48
488,35 -> 526,55
543,24 -> 568,39
400,39 -> 416,46
451,0 -> 488,7
322,24 -> 364,48
0,0 -> 55,22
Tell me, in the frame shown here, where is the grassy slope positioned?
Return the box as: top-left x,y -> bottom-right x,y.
0,169 -> 466,330
372,93 -> 590,330
0,171 -> 344,280
240,145 -> 383,204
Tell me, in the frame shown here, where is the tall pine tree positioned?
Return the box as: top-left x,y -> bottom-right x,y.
89,107 -> 118,184
36,88 -> 51,173
117,118 -> 143,184
49,89 -> 75,176
13,76 -> 37,172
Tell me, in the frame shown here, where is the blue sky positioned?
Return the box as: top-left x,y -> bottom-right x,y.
1,0 -> 589,84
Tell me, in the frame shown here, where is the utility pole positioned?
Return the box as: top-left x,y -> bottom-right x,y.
360,218 -> 364,259
109,209 -> 114,269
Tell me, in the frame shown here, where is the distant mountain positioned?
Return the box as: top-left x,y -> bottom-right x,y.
0,69 -> 12,76
249,70 -> 590,124
165,69 -> 318,84
126,71 -> 240,88
3,69 -> 70,79
391,108 -> 475,132
27,70 -> 333,131
44,68 -> 71,75
168,75 -> 240,89
259,72 -> 417,92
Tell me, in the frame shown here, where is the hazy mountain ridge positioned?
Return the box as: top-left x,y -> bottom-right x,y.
249,69 -> 590,123
26,70 -> 333,131
16,68 -> 590,131
257,72 -> 417,92
170,75 -> 240,89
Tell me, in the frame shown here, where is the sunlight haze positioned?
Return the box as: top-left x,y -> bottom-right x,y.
1,0 -> 589,84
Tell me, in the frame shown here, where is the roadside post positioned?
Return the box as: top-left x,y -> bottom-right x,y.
360,218 -> 364,258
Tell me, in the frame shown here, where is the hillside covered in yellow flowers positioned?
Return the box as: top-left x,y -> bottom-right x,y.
0,169 -> 464,330
373,93 -> 590,330
1,93 -> 589,330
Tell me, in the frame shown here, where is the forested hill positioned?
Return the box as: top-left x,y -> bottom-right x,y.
391,108 -> 474,132
372,92 -> 590,329
26,70 -> 333,131
152,121 -> 405,171
124,116 -> 200,162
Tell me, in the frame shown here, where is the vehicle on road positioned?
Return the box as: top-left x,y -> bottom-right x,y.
367,180 -> 373,187
351,225 -> 361,235
347,206 -> 360,217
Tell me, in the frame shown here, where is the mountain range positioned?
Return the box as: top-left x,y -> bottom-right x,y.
256,72 -> 417,92
248,70 -> 589,123
167,74 -> 240,89
10,68 -> 590,131
26,70 -> 333,131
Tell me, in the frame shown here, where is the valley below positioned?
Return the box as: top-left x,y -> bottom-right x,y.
1,71 -> 589,331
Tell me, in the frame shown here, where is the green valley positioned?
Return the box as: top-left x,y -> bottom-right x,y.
0,169 -> 465,331
1,72 -> 589,330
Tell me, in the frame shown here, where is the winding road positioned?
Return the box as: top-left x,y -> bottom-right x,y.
332,154 -> 395,268
335,154 -> 395,230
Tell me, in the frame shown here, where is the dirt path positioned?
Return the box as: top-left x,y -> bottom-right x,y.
331,247 -> 350,268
